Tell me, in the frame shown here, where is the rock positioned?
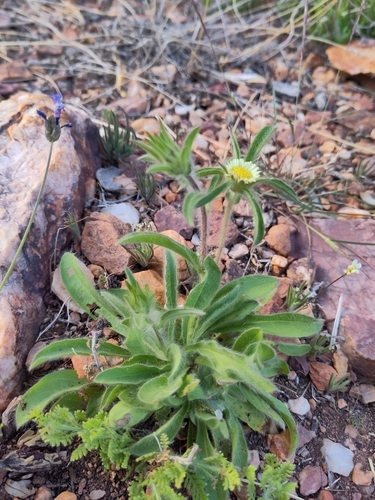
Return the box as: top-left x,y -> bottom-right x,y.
96,166 -> 136,195
337,398 -> 347,409
332,349 -> 349,378
297,424 -> 316,449
293,218 -> 375,381
87,264 -> 105,279
0,92 -> 100,411
228,243 -> 248,259
349,384 -> 375,404
25,342 -> 48,370
248,450 -> 260,468
271,254 -> 288,276
101,202 -> 140,225
352,463 -> 374,486
34,486 -> 54,500
267,430 -> 293,461
298,465 -> 327,496
286,257 -> 315,286
124,269 -> 165,304
265,220 -> 296,257
318,491 -> 334,500
148,230 -> 190,281
221,259 -> 243,284
260,277 -> 292,314
288,396 -> 311,416
233,198 -> 252,217
322,439 -> 354,476
309,362 -> 339,391
206,209 -> 239,248
55,493 -> 77,500
4,478 -> 36,499
154,205 -> 194,240
344,424 -> 358,439
81,212 -> 134,275
89,490 -> 106,499
52,260 -> 95,312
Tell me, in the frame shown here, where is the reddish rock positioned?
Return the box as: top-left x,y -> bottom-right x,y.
154,205 -> 194,240
318,491 -> 334,500
260,277 -> 292,314
81,212 -> 134,275
0,92 -> 100,411
206,209 -> 239,247
148,230 -> 190,281
124,269 -> 165,304
349,384 -> 375,404
309,362 -> 339,391
293,218 -> 375,381
299,465 -> 327,496
55,493 -> 77,500
352,463 -> 374,486
286,257 -> 315,286
267,430 -> 294,461
265,220 -> 295,257
297,424 -> 316,449
34,486 -> 53,500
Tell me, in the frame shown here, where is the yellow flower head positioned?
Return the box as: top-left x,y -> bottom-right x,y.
225,159 -> 261,184
344,259 -> 362,275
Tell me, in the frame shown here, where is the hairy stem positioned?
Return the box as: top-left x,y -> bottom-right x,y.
215,193 -> 235,264
0,142 -> 54,291
187,175 -> 207,261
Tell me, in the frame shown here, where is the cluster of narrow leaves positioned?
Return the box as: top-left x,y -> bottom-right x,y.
17,234 -> 321,498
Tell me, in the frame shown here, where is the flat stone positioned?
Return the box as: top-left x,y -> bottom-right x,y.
81,212 -> 134,275
322,439 -> 354,476
101,202 -> 139,225
286,257 -> 315,286
0,92 -> 100,411
228,243 -> 248,259
297,424 -> 316,449
294,218 -> 375,381
288,395 -> 311,416
299,465 -> 327,496
349,384 -> 375,404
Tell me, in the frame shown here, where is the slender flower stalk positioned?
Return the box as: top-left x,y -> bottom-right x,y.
215,192 -> 236,264
0,93 -> 71,291
317,260 -> 362,297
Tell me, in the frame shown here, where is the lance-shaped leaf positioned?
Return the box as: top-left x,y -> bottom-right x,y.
230,130 -> 241,159
245,125 -> 276,162
196,167 -> 224,178
16,370 -> 91,427
254,177 -> 301,205
186,341 -> 275,393
227,410 -> 248,468
29,339 -> 129,371
243,189 -> 264,246
137,374 -> 184,405
164,249 -> 178,309
118,232 -> 203,274
127,402 -> 189,456
94,364 -> 164,385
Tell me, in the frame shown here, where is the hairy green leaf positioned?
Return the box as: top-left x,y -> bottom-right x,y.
245,125 -> 276,162
16,370 -> 91,427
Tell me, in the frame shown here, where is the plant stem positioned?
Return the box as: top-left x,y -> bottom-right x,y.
0,142 -> 54,291
187,175 -> 207,261
215,192 -> 235,264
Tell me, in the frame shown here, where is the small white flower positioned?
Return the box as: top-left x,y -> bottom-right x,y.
225,158 -> 261,184
344,259 -> 362,275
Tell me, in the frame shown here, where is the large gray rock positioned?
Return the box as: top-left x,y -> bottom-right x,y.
0,92 -> 100,411
294,218 -> 375,381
